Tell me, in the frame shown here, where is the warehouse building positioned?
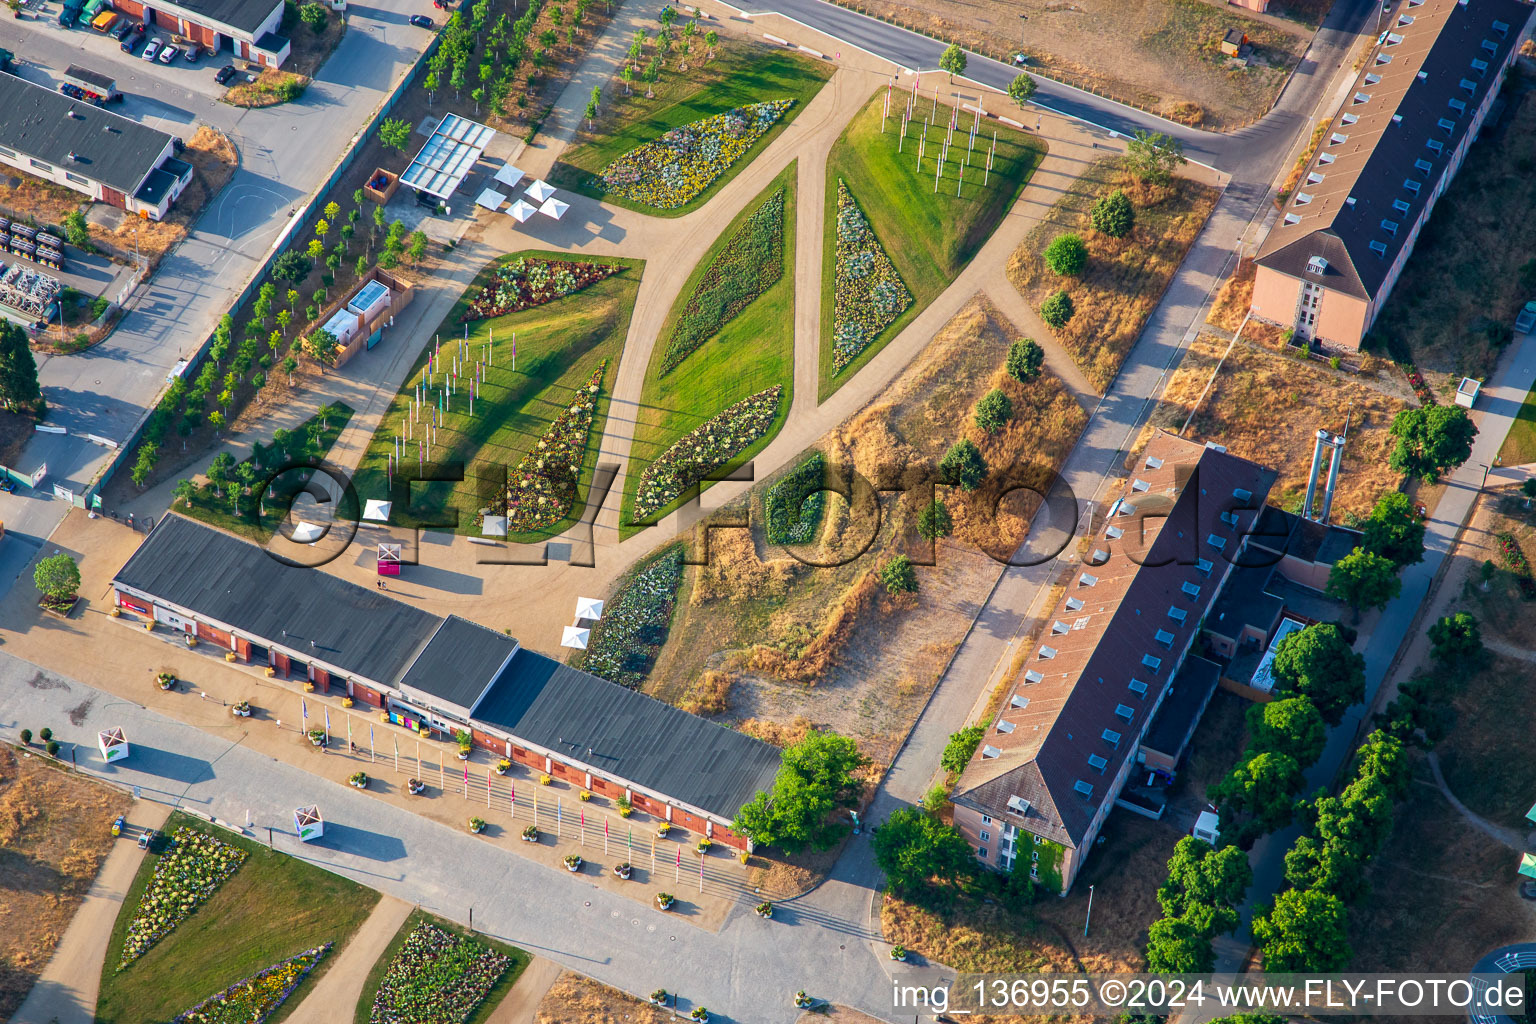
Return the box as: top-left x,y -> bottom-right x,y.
110,0 -> 290,66
111,515 -> 781,848
1248,0 -> 1534,351
0,75 -> 190,220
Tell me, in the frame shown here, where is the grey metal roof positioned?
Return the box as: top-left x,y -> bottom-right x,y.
153,0 -> 283,34
135,168 -> 176,206
1142,656 -> 1221,760
474,649 -> 783,820
401,114 -> 495,199
0,74 -> 172,196
1206,563 -> 1284,641
113,515 -> 442,686
397,616 -> 516,714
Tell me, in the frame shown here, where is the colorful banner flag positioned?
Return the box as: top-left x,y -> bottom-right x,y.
301,697 -> 308,721
324,706 -> 331,733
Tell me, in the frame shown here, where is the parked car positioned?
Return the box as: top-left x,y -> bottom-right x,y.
141,39 -> 160,60
157,44 -> 179,63
408,13 -> 433,26
214,62 -> 237,84
110,18 -> 132,39
182,45 -> 199,62
1516,300 -> 1536,336
120,23 -> 145,51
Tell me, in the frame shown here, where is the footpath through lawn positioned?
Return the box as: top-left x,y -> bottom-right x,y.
96,810 -> 379,1024
351,252 -> 642,541
549,39 -> 832,217
821,88 -> 1047,399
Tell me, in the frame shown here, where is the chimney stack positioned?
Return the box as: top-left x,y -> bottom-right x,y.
1319,434 -> 1346,523
1303,429 -> 1329,521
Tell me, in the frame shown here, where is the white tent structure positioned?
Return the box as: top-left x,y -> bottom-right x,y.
524,179 -> 557,203
362,499 -> 392,522
294,806 -> 324,842
560,626 -> 591,649
507,199 -> 537,223
481,514 -> 508,537
538,197 -> 570,220
291,521 -> 325,543
97,727 -> 129,764
474,188 -> 507,211
575,597 -> 604,622
493,164 -> 526,189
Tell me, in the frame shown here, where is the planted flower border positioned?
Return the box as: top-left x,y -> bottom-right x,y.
661,187 -> 785,374
504,362 -> 606,532
831,180 -> 912,372
172,943 -> 330,1024
632,385 -> 783,523
368,920 -> 512,1024
764,451 -> 826,546
459,258 -> 620,322
119,826 -> 248,970
597,100 -> 793,209
582,545 -> 684,689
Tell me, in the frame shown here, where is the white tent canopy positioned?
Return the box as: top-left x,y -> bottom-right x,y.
363,499 -> 392,522
291,521 -> 325,543
493,164 -> 526,189
575,596 -> 604,621
539,197 -> 570,220
481,514 -> 508,537
507,199 -> 537,223
524,178 -> 556,203
474,188 -> 507,211
560,626 -> 590,649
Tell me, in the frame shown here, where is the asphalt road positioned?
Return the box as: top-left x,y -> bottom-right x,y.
0,3 -> 437,570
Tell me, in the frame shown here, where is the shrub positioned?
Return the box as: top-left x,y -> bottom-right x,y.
38,727 -> 52,742
916,498 -> 952,541
880,555 -> 918,595
1039,290 -> 1075,329
940,724 -> 984,774
45,740 -> 60,756
940,439 -> 987,491
1043,232 -> 1088,276
974,388 -> 1013,433
273,251 -> 312,283
18,728 -> 30,744
1089,189 -> 1134,238
1006,337 -> 1043,382
764,452 -> 826,545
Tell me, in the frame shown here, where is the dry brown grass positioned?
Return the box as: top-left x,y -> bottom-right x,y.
535,971 -> 671,1024
1145,333 -> 1408,518
226,69 -> 311,108
797,1007 -> 887,1024
744,572 -> 882,682
1207,256 -> 1256,333
0,746 -> 131,1020
736,715 -> 815,749
0,174 -> 82,228
97,127 -> 238,269
1274,118 -> 1330,208
1008,161 -> 1220,391
678,670 -> 734,716
282,11 -> 348,78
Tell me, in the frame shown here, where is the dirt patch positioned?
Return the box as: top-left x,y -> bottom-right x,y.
95,127 -> 239,271
0,408 -> 37,467
1143,332 -> 1409,520
534,970 -> 671,1024
0,746 -> 132,1021
1007,160 -> 1221,391
797,1007 -> 888,1024
831,0 -> 1308,129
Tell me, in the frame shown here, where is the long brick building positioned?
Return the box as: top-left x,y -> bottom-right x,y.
112,515 -> 780,849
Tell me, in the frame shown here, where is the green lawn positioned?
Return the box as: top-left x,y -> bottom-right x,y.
351,252 -> 642,540
548,42 -> 831,217
821,89 -> 1047,400
352,909 -> 530,1024
1498,383 -> 1536,467
618,161 -> 798,538
97,812 -> 380,1024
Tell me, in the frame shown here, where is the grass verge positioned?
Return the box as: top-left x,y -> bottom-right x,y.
618,162 -> 796,537
1498,383 -> 1536,467
352,252 -> 641,540
352,908 -> 529,1024
820,88 -> 1046,399
1007,158 -> 1219,392
549,42 -> 831,217
97,810 -> 379,1024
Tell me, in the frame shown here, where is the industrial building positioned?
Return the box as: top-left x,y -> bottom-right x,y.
0,74 -> 190,220
1248,0 -> 1535,351
111,515 -> 781,849
110,0 -> 291,67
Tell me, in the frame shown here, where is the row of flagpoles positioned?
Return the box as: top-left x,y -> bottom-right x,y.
299,696 -> 713,890
384,326 -> 517,491
883,73 -> 1000,195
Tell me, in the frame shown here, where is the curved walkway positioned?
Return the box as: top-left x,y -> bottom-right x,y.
1426,752 -> 1531,854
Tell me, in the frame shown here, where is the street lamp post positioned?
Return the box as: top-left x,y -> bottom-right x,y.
1083,884 -> 1095,938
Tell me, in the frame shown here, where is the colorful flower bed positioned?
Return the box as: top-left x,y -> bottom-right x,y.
831,180 -> 912,372
368,920 -> 511,1024
765,451 -> 826,545
119,826 -> 248,969
504,362 -> 606,532
583,546 -> 684,688
173,943 -> 330,1024
1403,364 -> 1436,406
597,100 -> 794,209
1496,531 -> 1536,599
661,187 -> 785,374
633,385 -> 782,522
459,258 -> 620,322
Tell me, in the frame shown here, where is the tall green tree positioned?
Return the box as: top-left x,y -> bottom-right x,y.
1245,697 -> 1325,769
940,439 -> 988,491
1326,548 -> 1402,620
1156,836 -> 1252,925
1006,72 -> 1036,106
940,724 -> 984,775
1006,338 -> 1044,382
1090,189 -> 1135,238
735,730 -> 869,853
0,321 -> 41,412
1271,623 -> 1365,726
871,807 -> 975,894
1252,888 -> 1351,971
1210,751 -> 1303,846
1145,913 -> 1216,973
33,553 -> 80,602
939,43 -> 967,82
1427,611 -> 1482,668
1387,405 -> 1476,482
1124,130 -> 1186,184
1362,491 -> 1425,566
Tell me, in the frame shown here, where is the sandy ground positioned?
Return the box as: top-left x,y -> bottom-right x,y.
284,896 -> 413,1024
